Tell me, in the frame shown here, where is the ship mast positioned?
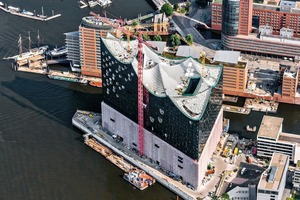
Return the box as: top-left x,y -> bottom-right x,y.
37,29 -> 40,47
28,31 -> 31,51
18,34 -> 22,55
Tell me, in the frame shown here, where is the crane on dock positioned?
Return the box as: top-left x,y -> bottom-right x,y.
90,11 -> 157,156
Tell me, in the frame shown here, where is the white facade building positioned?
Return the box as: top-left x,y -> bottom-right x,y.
227,186 -> 249,200
257,115 -> 300,164
257,153 -> 289,200
293,161 -> 300,189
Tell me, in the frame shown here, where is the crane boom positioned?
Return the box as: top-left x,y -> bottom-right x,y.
90,11 -> 149,156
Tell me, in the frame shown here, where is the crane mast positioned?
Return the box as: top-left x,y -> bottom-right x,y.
90,11 -> 147,156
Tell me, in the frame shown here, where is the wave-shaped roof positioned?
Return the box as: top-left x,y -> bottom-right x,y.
102,33 -> 222,120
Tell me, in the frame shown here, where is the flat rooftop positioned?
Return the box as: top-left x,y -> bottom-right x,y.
257,116 -> 283,139
278,132 -> 300,144
258,153 -> 288,191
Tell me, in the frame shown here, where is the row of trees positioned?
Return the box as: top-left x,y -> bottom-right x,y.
142,33 -> 193,47
160,2 -> 192,17
142,34 -> 162,41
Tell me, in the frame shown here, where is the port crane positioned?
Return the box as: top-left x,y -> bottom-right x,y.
90,11 -> 157,156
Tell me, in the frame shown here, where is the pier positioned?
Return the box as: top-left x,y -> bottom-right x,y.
0,5 -> 61,21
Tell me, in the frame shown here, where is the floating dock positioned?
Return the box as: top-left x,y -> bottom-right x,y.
0,5 -> 61,21
222,104 -> 251,115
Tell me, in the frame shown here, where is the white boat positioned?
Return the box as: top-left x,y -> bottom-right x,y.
22,10 -> 34,16
0,1 -> 4,7
246,125 -> 257,132
8,6 -> 20,12
88,0 -> 98,7
98,0 -> 112,7
70,62 -> 81,72
78,0 -> 88,8
47,46 -> 67,57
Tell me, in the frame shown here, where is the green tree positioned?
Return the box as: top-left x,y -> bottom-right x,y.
186,2 -> 191,7
153,35 -> 162,41
173,3 -> 179,11
220,193 -> 230,200
132,21 -> 138,26
160,3 -> 173,17
196,0 -> 208,8
170,34 -> 181,47
185,34 -> 193,44
142,34 -> 150,41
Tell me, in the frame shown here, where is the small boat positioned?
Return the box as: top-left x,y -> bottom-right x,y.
47,46 -> 67,57
88,0 -> 98,7
98,0 -> 112,7
8,6 -> 20,12
246,125 -> 257,132
22,10 -> 34,16
0,1 -> 4,7
78,0 -> 88,8
123,168 -> 155,190
89,81 -> 102,88
70,62 -> 81,72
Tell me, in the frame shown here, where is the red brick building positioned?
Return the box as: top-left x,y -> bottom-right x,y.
211,0 -> 300,37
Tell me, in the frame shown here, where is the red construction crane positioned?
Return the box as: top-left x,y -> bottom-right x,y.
90,11 -> 156,156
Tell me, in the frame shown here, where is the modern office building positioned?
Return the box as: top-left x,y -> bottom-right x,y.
212,0 -> 300,58
65,31 -> 80,71
257,115 -> 300,164
100,33 -> 223,190
257,153 -> 289,200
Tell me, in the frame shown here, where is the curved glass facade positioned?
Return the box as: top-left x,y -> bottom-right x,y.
222,0 -> 240,36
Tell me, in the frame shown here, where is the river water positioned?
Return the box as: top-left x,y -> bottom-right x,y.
0,0 -> 299,199
0,0 -> 180,199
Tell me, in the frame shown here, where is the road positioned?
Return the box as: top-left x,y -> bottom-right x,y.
171,3 -> 216,58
